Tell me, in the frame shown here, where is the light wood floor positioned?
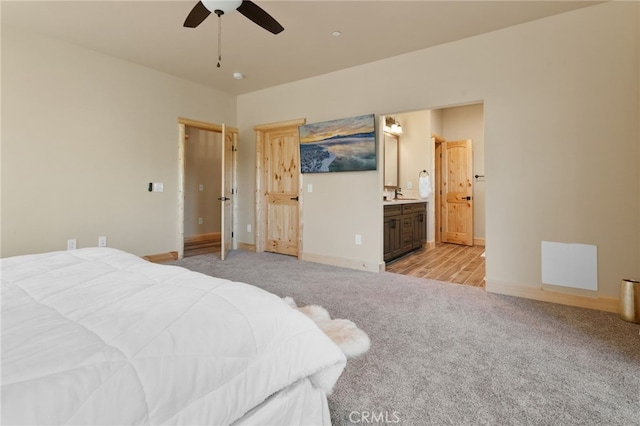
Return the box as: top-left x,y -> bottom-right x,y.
385,243 -> 486,288
184,236 -> 221,258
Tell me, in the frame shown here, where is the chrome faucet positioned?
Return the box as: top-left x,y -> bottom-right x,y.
394,188 -> 403,199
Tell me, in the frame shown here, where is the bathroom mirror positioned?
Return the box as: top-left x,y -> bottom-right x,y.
384,132 -> 399,188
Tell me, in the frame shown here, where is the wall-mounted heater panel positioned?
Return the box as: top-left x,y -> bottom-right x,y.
541,241 -> 598,291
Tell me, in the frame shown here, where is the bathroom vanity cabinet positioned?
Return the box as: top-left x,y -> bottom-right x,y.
383,201 -> 427,262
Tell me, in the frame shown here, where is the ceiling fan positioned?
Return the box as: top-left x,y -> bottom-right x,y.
184,1 -> 284,34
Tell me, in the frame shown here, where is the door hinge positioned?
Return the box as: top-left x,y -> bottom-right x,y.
232,146 -> 238,152
231,188 -> 235,195
232,231 -> 234,238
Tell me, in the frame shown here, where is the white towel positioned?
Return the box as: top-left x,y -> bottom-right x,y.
419,176 -> 432,199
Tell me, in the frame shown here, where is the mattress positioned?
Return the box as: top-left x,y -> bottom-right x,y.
1,247 -> 346,425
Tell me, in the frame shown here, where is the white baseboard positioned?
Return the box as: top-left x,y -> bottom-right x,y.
486,280 -> 619,313
301,252 -> 384,273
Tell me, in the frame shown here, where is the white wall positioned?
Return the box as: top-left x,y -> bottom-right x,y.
236,2 -> 639,300
395,110 -> 431,200
1,27 -> 236,257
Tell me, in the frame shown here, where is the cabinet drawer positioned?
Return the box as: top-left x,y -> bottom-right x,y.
384,205 -> 402,217
402,216 -> 413,231
402,203 -> 426,214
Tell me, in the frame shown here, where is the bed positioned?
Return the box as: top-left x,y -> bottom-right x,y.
1,247 -> 346,425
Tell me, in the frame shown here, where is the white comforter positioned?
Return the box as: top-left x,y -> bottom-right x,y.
1,248 -> 346,425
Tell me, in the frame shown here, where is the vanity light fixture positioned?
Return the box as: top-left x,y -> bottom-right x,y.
384,116 -> 403,134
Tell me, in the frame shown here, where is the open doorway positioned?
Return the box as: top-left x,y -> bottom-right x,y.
183,127 -> 222,257
384,103 -> 485,287
178,118 -> 237,260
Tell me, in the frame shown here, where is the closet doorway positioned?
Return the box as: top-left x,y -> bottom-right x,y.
178,118 -> 237,260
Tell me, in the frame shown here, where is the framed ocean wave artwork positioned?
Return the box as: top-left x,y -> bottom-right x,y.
299,114 -> 377,173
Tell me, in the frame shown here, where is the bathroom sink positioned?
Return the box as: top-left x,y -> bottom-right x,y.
384,198 -> 418,202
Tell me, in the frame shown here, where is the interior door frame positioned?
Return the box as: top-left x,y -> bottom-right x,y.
254,118 -> 306,256
433,133 -> 446,243
220,125 -> 237,260
177,117 -> 238,259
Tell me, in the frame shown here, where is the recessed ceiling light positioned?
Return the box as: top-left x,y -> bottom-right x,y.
232,72 -> 244,80
332,31 -> 342,37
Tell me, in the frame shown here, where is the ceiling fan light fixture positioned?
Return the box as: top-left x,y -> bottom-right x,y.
184,0 -> 284,34
202,0 -> 242,14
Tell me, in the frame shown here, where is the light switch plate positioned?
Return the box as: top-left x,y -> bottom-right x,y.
153,182 -> 164,192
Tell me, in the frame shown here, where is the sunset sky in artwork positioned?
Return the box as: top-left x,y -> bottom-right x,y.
299,114 -> 374,144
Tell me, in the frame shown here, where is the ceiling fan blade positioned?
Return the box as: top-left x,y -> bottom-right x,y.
237,0 -> 284,34
184,1 -> 212,28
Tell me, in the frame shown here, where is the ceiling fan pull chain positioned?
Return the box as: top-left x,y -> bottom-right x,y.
216,12 -> 222,68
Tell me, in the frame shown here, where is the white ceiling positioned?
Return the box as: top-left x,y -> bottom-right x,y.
2,1 -> 602,95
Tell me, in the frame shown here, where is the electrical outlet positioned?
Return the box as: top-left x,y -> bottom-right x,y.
355,234 -> 362,245
67,239 -> 77,250
199,184 -> 204,191
407,181 -> 413,189
198,217 -> 203,225
98,236 -> 107,247
247,224 -> 252,233
152,182 -> 164,192
307,183 -> 313,193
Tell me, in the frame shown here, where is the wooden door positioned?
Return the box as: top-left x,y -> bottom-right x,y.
442,140 -> 474,246
220,125 -> 235,260
262,127 -> 301,256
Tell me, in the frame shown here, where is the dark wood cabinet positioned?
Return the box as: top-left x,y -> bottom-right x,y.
384,202 -> 427,262
383,205 -> 403,261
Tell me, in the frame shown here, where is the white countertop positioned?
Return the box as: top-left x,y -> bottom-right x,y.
383,199 -> 426,206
